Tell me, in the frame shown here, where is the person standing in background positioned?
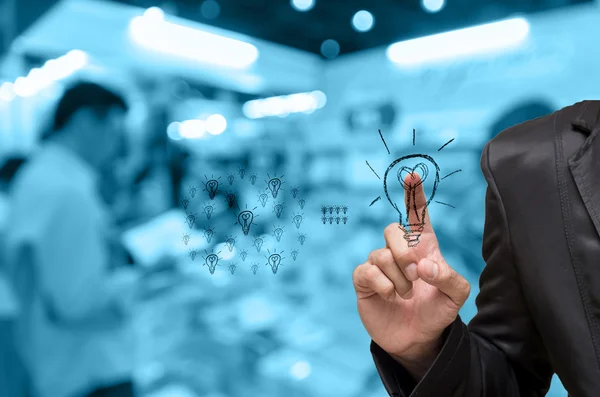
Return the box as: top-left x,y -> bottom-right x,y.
4,81 -> 140,397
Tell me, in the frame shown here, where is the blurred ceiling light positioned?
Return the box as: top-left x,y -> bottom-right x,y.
4,50 -> 89,100
386,17 -> 530,67
129,9 -> 259,69
243,90 -> 326,119
206,113 -> 227,135
422,0 -> 445,13
352,10 -> 375,32
0,82 -> 16,101
178,119 -> 206,139
291,0 -> 315,12
167,121 -> 182,140
290,361 -> 311,380
320,39 -> 340,59
200,0 -> 221,19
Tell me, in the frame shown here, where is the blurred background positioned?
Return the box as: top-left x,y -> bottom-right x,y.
0,0 -> 595,395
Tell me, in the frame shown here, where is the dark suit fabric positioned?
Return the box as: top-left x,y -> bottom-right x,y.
370,100 -> 600,397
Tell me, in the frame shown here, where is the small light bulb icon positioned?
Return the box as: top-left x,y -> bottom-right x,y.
291,250 -> 299,261
298,198 -> 306,209
186,213 -> 197,229
292,213 -> 304,229
267,253 -> 282,274
240,250 -> 248,261
239,167 -> 246,179
237,210 -> 255,236
273,226 -> 284,242
274,203 -> 284,218
203,203 -> 214,219
189,249 -> 197,261
205,178 -> 219,200
204,227 -> 215,243
251,263 -> 260,275
204,253 -> 219,274
228,263 -> 237,274
291,187 -> 299,199
226,193 -> 236,208
225,236 -> 236,252
258,193 -> 269,207
298,233 -> 306,245
189,185 -> 197,198
249,174 -> 257,185
254,236 -> 263,252
182,233 -> 190,245
182,198 -> 189,210
227,173 -> 235,185
266,174 -> 283,198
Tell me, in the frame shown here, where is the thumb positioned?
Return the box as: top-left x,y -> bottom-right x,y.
417,257 -> 470,309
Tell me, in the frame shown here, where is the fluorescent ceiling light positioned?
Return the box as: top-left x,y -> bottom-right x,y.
243,90 -> 327,119
386,17 -> 529,67
129,9 -> 259,69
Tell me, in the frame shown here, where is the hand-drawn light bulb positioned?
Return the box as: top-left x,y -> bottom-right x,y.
237,210 -> 254,236
298,233 -> 306,245
182,198 -> 189,210
205,179 -> 219,200
203,203 -> 214,219
267,253 -> 282,274
342,216 -> 348,224
225,236 -> 236,252
335,205 -> 341,214
189,185 -> 197,198
274,203 -> 284,218
320,205 -> 327,215
226,193 -> 236,208
258,193 -> 269,207
240,250 -> 248,261
321,215 -> 327,225
253,236 -> 263,252
328,206 -> 334,215
251,263 -> 260,275
292,213 -> 304,229
342,205 -> 348,214
291,249 -> 299,261
186,213 -> 197,229
182,233 -> 190,245
383,154 -> 440,247
204,253 -> 220,275
273,227 -> 284,242
189,249 -> 197,261
228,263 -> 237,274
267,177 -> 282,198
249,174 -> 257,185
291,187 -> 299,198
335,216 -> 341,224
227,173 -> 235,185
239,168 -> 246,179
298,198 -> 306,209
204,227 -> 215,243
328,216 -> 334,225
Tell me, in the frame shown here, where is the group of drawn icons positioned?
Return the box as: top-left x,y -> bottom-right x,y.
320,205 -> 349,225
179,170 -> 307,275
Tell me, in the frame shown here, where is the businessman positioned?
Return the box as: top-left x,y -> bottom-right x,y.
353,100 -> 600,396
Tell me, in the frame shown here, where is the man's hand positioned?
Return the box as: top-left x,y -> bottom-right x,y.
353,172 -> 471,379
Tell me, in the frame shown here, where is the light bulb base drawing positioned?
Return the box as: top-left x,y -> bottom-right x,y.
399,223 -> 424,247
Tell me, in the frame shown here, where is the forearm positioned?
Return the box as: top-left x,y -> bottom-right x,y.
388,337 -> 444,381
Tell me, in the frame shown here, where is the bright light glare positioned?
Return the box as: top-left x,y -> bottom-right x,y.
386,17 -> 530,67
291,0 -> 315,12
129,14 -> 259,69
178,119 -> 206,139
206,114 -> 227,135
242,90 -> 327,119
352,10 -> 374,32
0,82 -> 16,101
167,121 -> 182,140
422,0 -> 445,13
290,361 -> 311,380
14,77 -> 37,97
143,6 -> 165,20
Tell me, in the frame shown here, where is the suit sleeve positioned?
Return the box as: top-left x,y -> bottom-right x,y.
369,140 -> 554,396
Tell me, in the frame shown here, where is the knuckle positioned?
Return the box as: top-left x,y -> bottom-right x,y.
384,223 -> 399,240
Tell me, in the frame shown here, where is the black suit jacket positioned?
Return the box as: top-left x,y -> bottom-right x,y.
370,100 -> 600,397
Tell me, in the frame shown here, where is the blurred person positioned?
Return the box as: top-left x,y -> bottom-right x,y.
4,81 -> 140,397
354,100 -> 600,396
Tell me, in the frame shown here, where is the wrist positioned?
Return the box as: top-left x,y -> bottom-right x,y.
389,338 -> 444,381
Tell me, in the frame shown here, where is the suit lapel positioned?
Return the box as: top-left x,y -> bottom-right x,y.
569,100 -> 600,240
